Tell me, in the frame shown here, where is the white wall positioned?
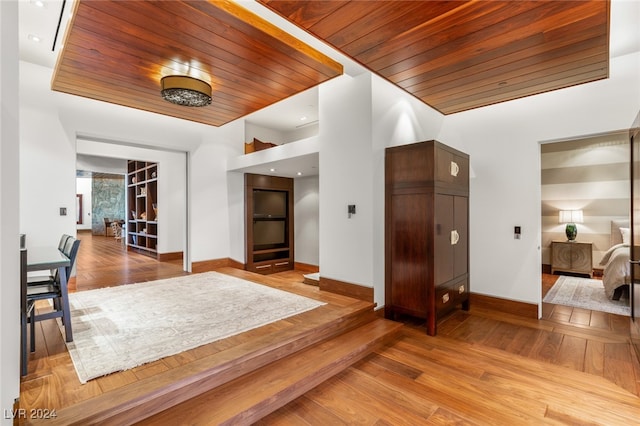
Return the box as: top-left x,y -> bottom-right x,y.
319,74 -> 374,290
371,74 -> 446,307
294,175 -> 319,266
76,154 -> 127,174
245,121 -> 319,146
1,0 -> 20,419
245,122 -> 285,145
438,52 -> 640,307
284,124 -> 319,143
76,177 -> 92,231
191,120 -> 243,264
20,104 -> 77,247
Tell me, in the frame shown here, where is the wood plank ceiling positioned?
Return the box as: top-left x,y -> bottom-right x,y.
259,0 -> 610,115
51,0 -> 343,127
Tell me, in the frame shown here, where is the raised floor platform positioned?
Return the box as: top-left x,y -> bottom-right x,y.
23,267 -> 401,425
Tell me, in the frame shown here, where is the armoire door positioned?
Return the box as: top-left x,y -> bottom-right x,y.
389,191 -> 431,314
453,195 -> 468,278
434,193 -> 468,286
434,194 -> 454,286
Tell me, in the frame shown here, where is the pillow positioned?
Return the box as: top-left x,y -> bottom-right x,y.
611,220 -> 629,246
620,227 -> 630,245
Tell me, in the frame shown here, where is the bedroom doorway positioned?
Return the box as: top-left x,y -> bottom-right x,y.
540,131 -> 630,317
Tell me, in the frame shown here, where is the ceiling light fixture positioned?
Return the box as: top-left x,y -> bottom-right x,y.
160,75 -> 212,107
28,34 -> 42,43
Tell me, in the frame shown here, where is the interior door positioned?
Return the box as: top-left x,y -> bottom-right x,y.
629,110 -> 640,360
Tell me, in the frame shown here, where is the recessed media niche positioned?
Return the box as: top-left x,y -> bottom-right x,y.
245,173 -> 294,274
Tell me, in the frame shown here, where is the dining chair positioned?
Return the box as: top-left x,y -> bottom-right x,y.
58,234 -> 72,250
28,234 -> 73,284
103,217 -> 113,237
20,248 -> 34,376
27,237 -> 81,352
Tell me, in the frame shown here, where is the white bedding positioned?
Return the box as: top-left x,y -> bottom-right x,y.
599,243 -> 630,299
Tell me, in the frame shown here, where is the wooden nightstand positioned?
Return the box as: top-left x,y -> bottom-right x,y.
551,240 -> 593,278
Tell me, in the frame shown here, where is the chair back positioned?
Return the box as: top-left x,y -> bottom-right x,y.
58,234 -> 72,251
58,238 -> 81,283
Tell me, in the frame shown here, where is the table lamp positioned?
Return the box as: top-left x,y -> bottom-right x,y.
559,210 -> 583,241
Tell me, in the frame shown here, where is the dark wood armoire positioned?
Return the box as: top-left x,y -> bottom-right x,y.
384,140 -> 470,336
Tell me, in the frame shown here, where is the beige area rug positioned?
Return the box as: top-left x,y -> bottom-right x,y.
63,271 -> 326,384
543,275 -> 630,316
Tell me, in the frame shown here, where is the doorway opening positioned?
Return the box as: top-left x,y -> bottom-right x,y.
540,131 -> 630,319
74,138 -> 189,292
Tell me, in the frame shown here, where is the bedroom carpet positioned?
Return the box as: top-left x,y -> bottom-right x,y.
60,271 -> 326,384
543,275 -> 630,316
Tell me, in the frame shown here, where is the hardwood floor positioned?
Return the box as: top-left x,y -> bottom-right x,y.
260,325 -> 640,425
19,234 -> 640,424
71,230 -> 188,292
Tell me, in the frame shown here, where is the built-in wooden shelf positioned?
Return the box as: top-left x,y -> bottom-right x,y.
126,160 -> 158,258
245,173 -> 294,274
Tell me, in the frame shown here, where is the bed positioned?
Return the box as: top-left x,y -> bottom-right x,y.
599,220 -> 630,300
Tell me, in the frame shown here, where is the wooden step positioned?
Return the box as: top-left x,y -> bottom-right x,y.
27,297 -> 387,425
139,318 -> 403,425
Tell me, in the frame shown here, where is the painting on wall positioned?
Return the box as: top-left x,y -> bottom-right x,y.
91,175 -> 126,235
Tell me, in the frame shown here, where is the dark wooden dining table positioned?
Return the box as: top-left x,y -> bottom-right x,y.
27,246 -> 73,342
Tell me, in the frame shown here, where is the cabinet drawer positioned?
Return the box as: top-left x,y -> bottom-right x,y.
435,286 -> 454,314
272,260 -> 292,272
452,278 -> 469,306
436,278 -> 468,314
252,263 -> 274,274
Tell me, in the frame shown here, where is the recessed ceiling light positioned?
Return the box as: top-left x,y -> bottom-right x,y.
32,0 -> 45,8
300,116 -> 307,121
270,168 -> 276,172
27,34 -> 42,43
297,172 -> 303,176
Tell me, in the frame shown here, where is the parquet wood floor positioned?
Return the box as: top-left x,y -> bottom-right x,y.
19,233 -> 640,424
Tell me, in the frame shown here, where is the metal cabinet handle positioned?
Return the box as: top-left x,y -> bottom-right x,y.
451,230 -> 459,245
450,161 -> 459,177
275,262 -> 289,266
442,293 -> 450,304
458,285 -> 465,294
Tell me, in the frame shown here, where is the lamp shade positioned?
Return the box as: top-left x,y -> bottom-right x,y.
558,210 -> 583,224
160,75 -> 212,107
